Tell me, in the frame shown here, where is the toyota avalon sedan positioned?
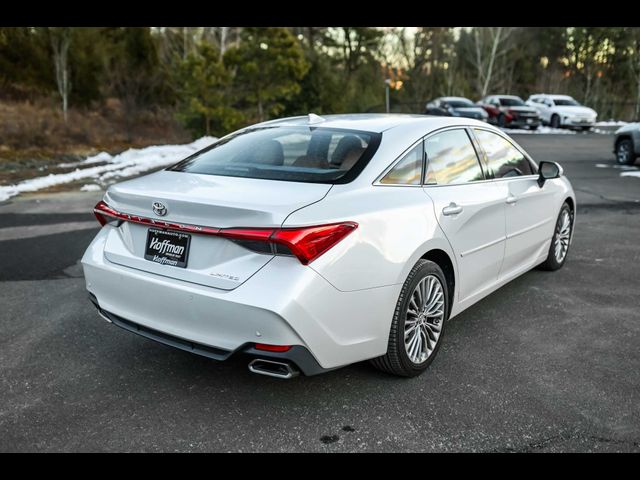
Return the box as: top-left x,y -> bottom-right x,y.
83,114 -> 576,378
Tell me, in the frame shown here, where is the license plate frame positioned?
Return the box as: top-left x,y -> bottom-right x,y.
144,228 -> 191,268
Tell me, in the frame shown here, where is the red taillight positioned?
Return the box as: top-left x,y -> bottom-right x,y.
255,343 -> 292,352
94,200 -> 119,226
93,201 -> 357,265
272,223 -> 357,265
219,222 -> 357,265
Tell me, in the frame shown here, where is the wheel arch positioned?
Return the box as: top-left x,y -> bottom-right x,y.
420,248 -> 455,319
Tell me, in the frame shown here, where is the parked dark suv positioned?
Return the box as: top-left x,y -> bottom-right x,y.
477,95 -> 541,130
425,97 -> 488,121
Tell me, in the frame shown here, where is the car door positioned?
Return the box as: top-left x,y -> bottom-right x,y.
422,128 -> 506,304
472,128 -> 557,279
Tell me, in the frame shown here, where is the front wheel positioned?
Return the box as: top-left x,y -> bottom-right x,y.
498,114 -> 507,128
371,260 -> 448,377
616,139 -> 636,165
550,114 -> 561,129
538,203 -> 573,271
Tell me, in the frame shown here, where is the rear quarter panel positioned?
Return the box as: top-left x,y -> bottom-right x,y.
282,184 -> 457,293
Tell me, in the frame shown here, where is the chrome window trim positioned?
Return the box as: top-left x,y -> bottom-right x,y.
373,124 -> 542,188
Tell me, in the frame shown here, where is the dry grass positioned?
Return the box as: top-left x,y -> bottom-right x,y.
0,98 -> 191,160
0,98 -> 191,185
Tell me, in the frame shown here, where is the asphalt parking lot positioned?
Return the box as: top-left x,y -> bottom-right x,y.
1,133 -> 639,452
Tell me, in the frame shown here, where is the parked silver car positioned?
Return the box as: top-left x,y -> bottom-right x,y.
613,123 -> 640,165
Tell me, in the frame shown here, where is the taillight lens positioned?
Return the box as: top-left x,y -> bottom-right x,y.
272,223 -> 357,265
94,200 -> 122,227
219,222 -> 357,265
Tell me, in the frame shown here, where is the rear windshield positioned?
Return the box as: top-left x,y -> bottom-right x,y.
499,97 -> 525,106
446,100 -> 474,108
169,126 -> 381,184
553,98 -> 580,106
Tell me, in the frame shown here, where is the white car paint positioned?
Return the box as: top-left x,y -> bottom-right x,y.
82,114 -> 576,376
527,94 -> 597,128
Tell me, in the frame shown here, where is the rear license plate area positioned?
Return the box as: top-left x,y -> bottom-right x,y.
144,228 -> 191,268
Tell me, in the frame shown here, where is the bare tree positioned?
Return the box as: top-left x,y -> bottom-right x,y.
48,27 -> 72,122
470,27 -> 516,97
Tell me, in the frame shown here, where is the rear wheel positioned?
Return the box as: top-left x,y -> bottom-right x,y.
550,114 -> 561,129
371,260 -> 448,377
538,203 -> 573,271
616,138 -> 636,165
498,114 -> 507,128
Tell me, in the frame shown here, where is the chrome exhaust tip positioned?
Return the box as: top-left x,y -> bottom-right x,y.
248,358 -> 300,379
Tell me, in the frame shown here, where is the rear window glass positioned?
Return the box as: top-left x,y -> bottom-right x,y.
169,126 -> 380,184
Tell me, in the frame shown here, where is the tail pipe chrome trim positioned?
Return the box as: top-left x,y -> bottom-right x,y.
248,358 -> 300,379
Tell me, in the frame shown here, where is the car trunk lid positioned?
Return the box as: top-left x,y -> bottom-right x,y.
100,170 -> 331,290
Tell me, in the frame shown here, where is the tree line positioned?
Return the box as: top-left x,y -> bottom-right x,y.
1,27 -> 639,139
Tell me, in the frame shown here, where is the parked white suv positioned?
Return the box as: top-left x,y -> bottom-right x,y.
526,94 -> 597,130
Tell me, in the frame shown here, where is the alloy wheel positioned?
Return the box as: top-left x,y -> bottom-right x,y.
404,275 -> 445,364
554,209 -> 572,263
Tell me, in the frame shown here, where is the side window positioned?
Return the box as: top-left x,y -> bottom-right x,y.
473,129 -> 534,178
379,143 -> 423,185
424,129 -> 485,185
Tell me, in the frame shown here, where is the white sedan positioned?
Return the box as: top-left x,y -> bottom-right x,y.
82,114 -> 576,378
526,94 -> 597,130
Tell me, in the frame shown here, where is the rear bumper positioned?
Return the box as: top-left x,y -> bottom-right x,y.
82,228 -> 399,373
89,294 -> 327,375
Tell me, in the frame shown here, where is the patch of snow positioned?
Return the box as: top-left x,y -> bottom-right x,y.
594,120 -> 628,126
620,171 -> 640,178
80,184 -> 102,192
503,126 -> 576,135
0,136 -> 217,203
595,163 -> 638,170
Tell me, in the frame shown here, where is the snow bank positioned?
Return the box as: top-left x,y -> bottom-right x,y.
594,120 -> 629,126
502,126 -> 576,135
80,184 -> 102,192
0,136 -> 217,203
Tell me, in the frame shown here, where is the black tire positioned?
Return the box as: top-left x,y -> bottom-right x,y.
615,138 -> 636,165
497,114 -> 506,128
529,124 -> 539,131
538,203 -> 574,271
580,126 -> 591,132
371,259 -> 449,377
550,114 -> 561,129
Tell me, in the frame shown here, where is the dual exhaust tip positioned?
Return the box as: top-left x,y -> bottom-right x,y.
248,358 -> 299,379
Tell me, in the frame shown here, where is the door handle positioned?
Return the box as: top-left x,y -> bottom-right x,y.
442,203 -> 463,216
506,195 -> 518,205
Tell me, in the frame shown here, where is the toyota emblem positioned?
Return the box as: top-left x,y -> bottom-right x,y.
152,201 -> 168,217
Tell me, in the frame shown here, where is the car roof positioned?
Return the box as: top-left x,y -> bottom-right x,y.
494,95 -> 523,100
529,93 -> 574,100
439,96 -> 473,102
548,94 -> 574,100
249,113 -> 488,134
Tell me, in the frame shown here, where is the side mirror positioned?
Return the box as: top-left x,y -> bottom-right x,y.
537,161 -> 563,187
